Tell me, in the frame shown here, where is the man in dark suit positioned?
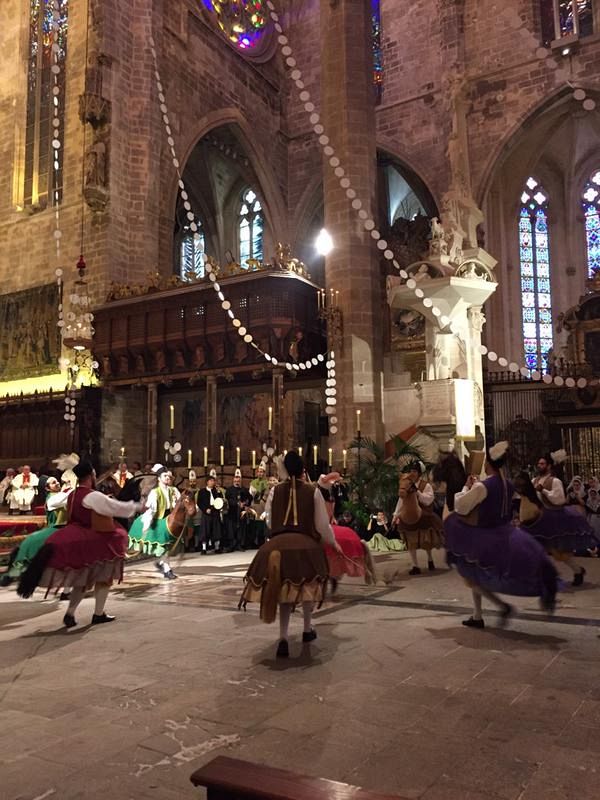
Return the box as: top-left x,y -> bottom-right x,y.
196,472 -> 223,553
224,468 -> 252,551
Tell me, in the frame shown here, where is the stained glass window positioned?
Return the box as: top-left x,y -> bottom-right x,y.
372,0 -> 383,102
540,1 -> 595,44
239,188 -> 264,265
180,225 -> 205,281
582,169 -> 600,279
25,0 -> 68,208
201,1 -> 267,50
519,178 -> 554,372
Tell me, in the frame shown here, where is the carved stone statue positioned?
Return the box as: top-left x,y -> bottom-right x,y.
85,139 -> 107,188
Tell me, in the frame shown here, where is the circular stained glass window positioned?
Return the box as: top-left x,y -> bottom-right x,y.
201,1 -> 268,51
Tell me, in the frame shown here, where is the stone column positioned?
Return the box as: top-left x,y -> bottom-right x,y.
205,375 -> 217,460
272,368 -> 285,452
146,383 -> 158,463
320,0 -> 383,445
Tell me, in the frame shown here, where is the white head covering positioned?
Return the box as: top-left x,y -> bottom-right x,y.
234,468 -> 242,479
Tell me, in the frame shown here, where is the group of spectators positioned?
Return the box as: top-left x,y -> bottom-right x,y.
565,475 -> 600,536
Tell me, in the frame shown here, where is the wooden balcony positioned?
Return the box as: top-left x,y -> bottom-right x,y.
93,270 -> 327,386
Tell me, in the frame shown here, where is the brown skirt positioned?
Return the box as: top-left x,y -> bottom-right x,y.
239,532 -> 329,623
399,509 -> 445,551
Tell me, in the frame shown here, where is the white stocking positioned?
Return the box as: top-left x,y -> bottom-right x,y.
409,549 -> 419,567
94,584 -> 110,615
472,589 -> 483,621
67,587 -> 85,616
279,603 -> 292,641
302,601 -> 314,633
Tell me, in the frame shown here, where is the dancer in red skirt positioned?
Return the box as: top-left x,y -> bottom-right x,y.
18,460 -> 142,628
318,473 -> 376,591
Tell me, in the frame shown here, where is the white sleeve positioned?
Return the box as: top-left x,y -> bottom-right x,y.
454,481 -> 488,516
313,488 -> 336,547
264,486 -> 275,528
141,490 -> 158,531
417,483 -> 434,507
82,491 -> 138,519
543,478 -> 566,506
46,491 -> 69,511
393,496 -> 402,516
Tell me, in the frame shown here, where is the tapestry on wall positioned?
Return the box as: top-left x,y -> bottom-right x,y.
0,284 -> 60,381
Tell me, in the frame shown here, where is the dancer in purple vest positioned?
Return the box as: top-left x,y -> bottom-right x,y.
444,442 -> 557,629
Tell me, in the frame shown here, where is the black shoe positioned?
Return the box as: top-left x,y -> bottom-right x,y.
302,628 -> 317,643
164,570 -> 178,580
0,575 -> 12,587
428,560 -> 435,572
155,561 -> 163,574
276,639 -> 289,658
573,568 -> 586,587
91,613 -> 116,625
409,566 -> 421,576
200,549 -> 207,556
330,577 -> 339,595
63,613 -> 77,629
59,592 -> 71,601
462,617 -> 485,629
498,603 -> 514,628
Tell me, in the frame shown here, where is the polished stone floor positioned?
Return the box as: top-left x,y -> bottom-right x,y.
1,550 -> 600,800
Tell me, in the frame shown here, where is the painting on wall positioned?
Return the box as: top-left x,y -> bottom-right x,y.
219,392 -> 271,461
0,284 -> 60,381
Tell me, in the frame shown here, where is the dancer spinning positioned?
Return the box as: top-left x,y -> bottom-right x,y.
517,462 -> 597,586
128,466 -> 183,578
239,451 -> 342,659
318,472 -> 376,591
18,460 -> 142,628
393,461 -> 444,574
444,442 -> 557,628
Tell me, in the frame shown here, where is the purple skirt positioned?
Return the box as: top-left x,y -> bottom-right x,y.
524,506 -> 598,553
444,514 -> 557,600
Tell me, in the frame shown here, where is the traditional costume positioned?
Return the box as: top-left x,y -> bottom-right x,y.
248,465 -> 269,546
7,479 -> 72,582
367,514 -> 405,553
128,467 -> 181,578
0,469 -> 16,507
518,460 -> 597,586
394,461 -> 444,573
225,469 -> 252,551
10,467 -> 39,514
197,473 -> 223,553
18,461 -> 140,628
112,465 -> 133,488
445,443 -> 557,628
239,451 -> 336,658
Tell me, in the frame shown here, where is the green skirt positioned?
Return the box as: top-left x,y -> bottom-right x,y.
128,516 -> 175,558
8,525 -> 58,578
367,534 -> 406,553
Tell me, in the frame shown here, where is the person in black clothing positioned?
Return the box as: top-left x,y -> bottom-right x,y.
196,474 -> 223,554
225,469 -> 252,552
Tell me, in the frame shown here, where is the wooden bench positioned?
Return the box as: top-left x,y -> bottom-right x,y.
190,756 -> 404,800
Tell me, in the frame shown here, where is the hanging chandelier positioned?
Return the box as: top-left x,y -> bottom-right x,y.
61,254 -> 94,351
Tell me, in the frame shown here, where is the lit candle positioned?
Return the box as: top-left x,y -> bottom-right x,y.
335,290 -> 339,307
169,404 -> 174,431
328,448 -> 333,467
313,445 -> 318,465
330,288 -> 334,307
252,450 -> 256,469
187,449 -> 192,469
203,446 -> 208,467
236,447 -> 240,467
220,445 -> 224,466
283,449 -> 288,457
317,290 -> 321,310
268,406 -> 273,431
356,409 -> 361,436
298,446 -> 303,458
343,449 -> 347,470
120,446 -> 125,458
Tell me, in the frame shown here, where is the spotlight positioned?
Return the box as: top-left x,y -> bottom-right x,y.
562,47 -> 571,56
315,228 -> 334,256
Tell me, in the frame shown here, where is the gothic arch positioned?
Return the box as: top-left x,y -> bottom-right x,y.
376,142 -> 440,218
169,108 -> 288,248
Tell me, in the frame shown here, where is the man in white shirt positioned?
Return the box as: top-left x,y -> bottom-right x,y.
392,461 -> 442,574
140,468 -> 181,578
